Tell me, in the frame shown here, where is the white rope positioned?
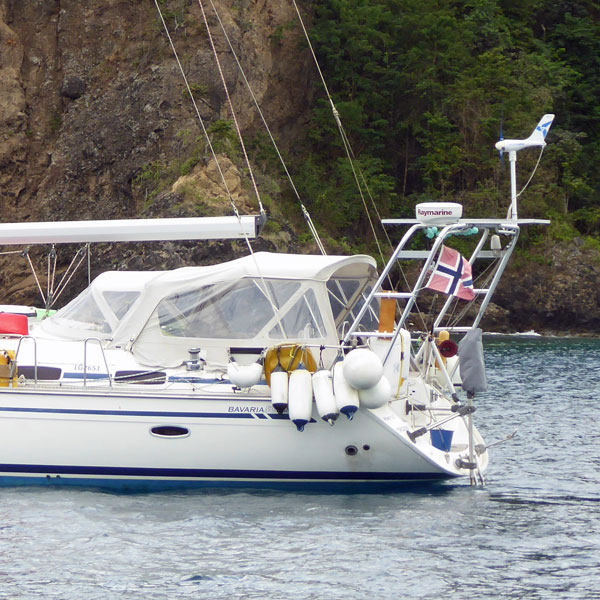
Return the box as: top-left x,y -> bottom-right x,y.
206,0 -> 326,255
195,0 -> 288,330
154,0 -> 284,332
47,245 -> 57,306
291,1 -> 431,331
87,243 -> 91,287
50,253 -> 88,307
336,118 -> 394,261
517,147 -> 545,198
196,0 -> 264,215
153,0 -> 241,218
23,250 -> 46,305
290,0 -> 392,265
50,246 -> 88,307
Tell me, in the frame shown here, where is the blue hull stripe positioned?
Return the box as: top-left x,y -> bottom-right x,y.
0,406 -> 317,422
0,463 -> 449,481
0,406 -> 256,419
0,475 -> 452,493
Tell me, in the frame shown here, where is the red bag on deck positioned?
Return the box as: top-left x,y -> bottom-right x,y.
0,312 -> 29,335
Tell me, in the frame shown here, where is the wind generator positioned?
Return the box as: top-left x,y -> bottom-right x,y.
495,114 -> 555,220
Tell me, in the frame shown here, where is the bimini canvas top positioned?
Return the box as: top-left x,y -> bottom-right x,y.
41,252 -> 378,368
124,252 -> 377,367
142,251 -> 377,288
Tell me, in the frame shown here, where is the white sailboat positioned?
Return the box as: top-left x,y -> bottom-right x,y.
0,0 -> 556,490
0,114 -> 554,491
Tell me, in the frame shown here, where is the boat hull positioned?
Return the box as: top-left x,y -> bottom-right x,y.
0,388 -> 460,492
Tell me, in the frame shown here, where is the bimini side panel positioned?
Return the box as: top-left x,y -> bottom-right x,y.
131,277 -> 338,368
131,278 -> 252,368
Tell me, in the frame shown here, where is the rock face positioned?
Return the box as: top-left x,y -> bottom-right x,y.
492,241 -> 600,334
0,0 -> 312,304
0,4 -> 27,213
0,2 -> 598,335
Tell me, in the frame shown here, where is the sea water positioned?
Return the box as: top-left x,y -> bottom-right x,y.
0,336 -> 598,599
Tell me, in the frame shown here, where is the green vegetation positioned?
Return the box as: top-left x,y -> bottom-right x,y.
268,20 -> 297,46
49,113 -> 62,133
131,119 -> 248,216
288,0 -> 600,250
132,160 -> 172,208
155,0 -> 187,30
207,119 -> 241,156
184,82 -> 209,101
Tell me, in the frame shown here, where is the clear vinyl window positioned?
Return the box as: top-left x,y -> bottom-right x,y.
156,279 -> 303,339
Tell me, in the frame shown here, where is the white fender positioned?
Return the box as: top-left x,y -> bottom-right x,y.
312,369 -> 338,425
270,368 -> 289,414
332,361 -> 360,420
288,367 -> 313,432
342,348 -> 383,390
358,375 -> 391,409
227,360 -> 263,389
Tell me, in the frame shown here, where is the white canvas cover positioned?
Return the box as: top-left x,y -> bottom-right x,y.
120,252 -> 377,368
41,271 -> 161,340
40,252 -> 377,369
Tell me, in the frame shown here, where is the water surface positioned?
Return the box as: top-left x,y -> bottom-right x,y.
1,336 -> 598,599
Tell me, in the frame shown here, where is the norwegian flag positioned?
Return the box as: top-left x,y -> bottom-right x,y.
427,246 -> 475,301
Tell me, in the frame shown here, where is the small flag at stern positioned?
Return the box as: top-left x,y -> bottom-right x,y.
427,246 -> 475,301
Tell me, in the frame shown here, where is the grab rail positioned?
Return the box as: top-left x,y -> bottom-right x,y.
83,337 -> 112,388
13,335 -> 113,388
14,336 -> 39,384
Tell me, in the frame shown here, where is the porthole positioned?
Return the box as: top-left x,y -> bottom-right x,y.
150,425 -> 190,438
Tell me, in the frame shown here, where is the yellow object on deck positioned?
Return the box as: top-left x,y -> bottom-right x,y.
0,349 -> 18,387
378,292 -> 396,333
264,345 -> 317,386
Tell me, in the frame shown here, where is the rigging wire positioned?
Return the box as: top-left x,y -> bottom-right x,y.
289,0 -> 431,332
154,0 -> 285,332
205,0 -> 326,255
290,0 -> 393,267
517,146 -> 545,198
195,0 -> 286,330
195,0 -> 264,216
50,246 -> 89,307
23,249 -> 46,306
19,244 -> 90,310
47,245 -> 57,307
152,0 -> 248,223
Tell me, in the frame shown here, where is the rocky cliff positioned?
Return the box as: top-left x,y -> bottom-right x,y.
494,241 -> 600,334
0,0 -> 310,302
0,1 -> 598,334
